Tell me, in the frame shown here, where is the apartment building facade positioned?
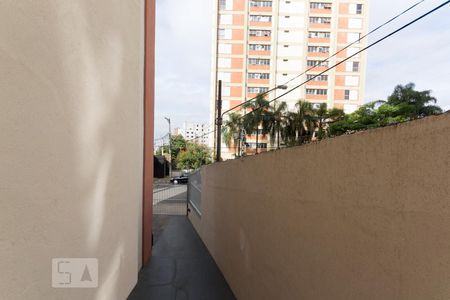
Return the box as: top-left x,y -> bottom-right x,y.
210,0 -> 369,158
175,122 -> 210,145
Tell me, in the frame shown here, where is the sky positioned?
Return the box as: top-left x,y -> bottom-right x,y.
154,0 -> 450,139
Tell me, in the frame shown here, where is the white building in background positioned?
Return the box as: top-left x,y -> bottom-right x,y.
173,122 -> 210,145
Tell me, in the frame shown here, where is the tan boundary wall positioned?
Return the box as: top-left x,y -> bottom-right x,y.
0,1 -> 145,299
190,113 -> 450,300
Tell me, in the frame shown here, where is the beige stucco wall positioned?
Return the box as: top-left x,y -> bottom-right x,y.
192,113 -> 450,300
0,1 -> 145,299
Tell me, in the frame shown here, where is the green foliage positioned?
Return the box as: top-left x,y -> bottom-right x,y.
155,145 -> 169,156
170,134 -> 187,164
222,83 -> 442,153
242,94 -> 271,153
176,142 -> 212,170
266,101 -> 288,148
222,112 -> 242,147
329,83 -> 442,136
155,135 -> 188,169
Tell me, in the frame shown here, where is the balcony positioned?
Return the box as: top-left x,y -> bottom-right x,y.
309,22 -> 331,29
309,8 -> 332,14
307,51 -> 329,58
249,21 -> 272,27
248,35 -> 271,42
308,37 -> 331,43
248,49 -> 271,56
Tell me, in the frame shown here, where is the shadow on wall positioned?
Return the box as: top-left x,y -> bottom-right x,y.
0,1 -> 144,299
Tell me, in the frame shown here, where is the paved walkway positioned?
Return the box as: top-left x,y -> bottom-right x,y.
128,215 -> 236,300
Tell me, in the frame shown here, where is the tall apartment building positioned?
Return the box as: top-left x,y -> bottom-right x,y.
210,0 -> 369,158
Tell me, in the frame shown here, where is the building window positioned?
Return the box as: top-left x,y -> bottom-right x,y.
219,0 -> 233,10
306,89 -> 328,95
356,4 -> 363,14
250,1 -> 273,7
218,28 -> 232,40
222,86 -> 231,96
248,87 -> 269,93
218,58 -> 231,68
308,46 -> 330,53
247,142 -> 267,149
345,76 -> 359,86
349,3 -> 363,14
306,88 -> 328,95
248,58 -> 270,65
307,60 -> 329,67
345,61 -> 360,72
347,47 -> 360,58
218,44 -> 232,54
218,72 -> 231,82
248,73 -> 270,79
306,74 -> 328,81
308,31 -> 331,38
309,17 -> 331,24
249,30 -> 271,37
249,15 -> 272,22
345,90 -> 358,100
348,18 -> 363,29
219,14 -> 233,25
310,2 -> 332,9
347,32 -> 361,43
249,44 -> 271,51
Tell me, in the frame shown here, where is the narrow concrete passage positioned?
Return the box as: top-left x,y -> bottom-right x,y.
128,215 -> 236,300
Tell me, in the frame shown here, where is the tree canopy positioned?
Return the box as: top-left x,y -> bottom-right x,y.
176,142 -> 212,170
329,83 -> 442,135
222,83 -> 442,154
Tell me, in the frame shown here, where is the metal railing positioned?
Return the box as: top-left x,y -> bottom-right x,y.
153,183 -> 187,215
187,170 -> 202,216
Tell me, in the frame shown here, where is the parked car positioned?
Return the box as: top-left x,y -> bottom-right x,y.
170,172 -> 189,184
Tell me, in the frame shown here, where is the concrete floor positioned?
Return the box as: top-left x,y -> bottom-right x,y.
128,215 -> 236,300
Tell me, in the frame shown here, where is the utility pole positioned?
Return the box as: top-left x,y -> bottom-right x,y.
164,117 -> 172,177
216,80 -> 222,162
161,140 -> 166,177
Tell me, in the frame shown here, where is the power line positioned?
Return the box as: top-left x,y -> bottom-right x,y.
240,0 -> 450,120
275,0 -> 427,89
154,133 -> 170,144
218,0 -> 427,122
183,0 -> 444,146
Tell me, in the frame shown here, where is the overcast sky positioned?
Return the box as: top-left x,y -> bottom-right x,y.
154,0 -> 450,139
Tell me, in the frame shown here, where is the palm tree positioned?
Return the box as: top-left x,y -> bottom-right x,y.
222,112 -> 242,156
291,100 -> 315,144
266,101 -> 287,149
315,103 -> 328,140
314,104 -> 345,140
243,94 -> 270,154
387,83 -> 442,118
281,111 -> 298,147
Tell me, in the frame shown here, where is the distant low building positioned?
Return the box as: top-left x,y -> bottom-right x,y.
154,156 -> 170,178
